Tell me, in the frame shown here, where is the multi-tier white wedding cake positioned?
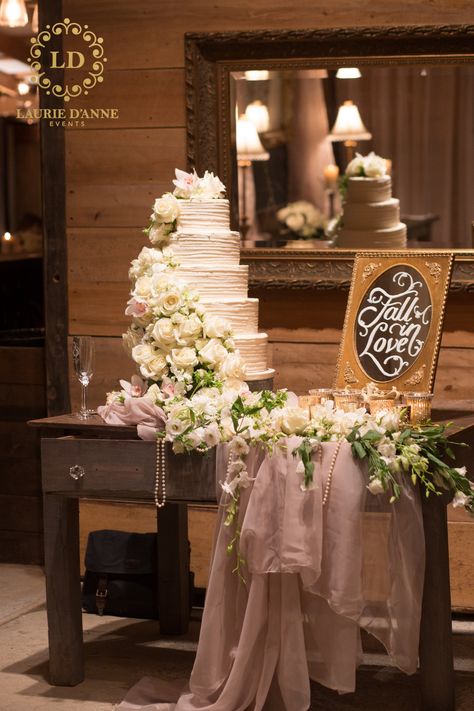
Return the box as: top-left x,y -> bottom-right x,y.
336,153 -> 407,249
143,169 -> 273,383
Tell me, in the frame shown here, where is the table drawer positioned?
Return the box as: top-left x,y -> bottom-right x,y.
41,437 -> 217,502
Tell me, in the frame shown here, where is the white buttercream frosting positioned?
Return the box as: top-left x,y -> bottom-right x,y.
176,199 -> 230,234
175,266 -> 249,300
338,223 -> 407,248
233,333 -> 269,374
338,176 -> 407,249
343,198 -> 400,230
345,176 -> 392,204
202,298 -> 259,335
170,193 -> 273,382
169,231 -> 240,267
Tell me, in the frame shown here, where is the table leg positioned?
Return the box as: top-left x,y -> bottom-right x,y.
419,493 -> 455,711
43,494 -> 84,685
157,503 -> 190,634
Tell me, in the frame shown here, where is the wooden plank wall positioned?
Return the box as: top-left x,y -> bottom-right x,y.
0,347 -> 46,563
63,0 -> 474,605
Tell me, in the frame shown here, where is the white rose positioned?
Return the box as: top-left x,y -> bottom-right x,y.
150,318 -> 176,350
153,193 -> 180,224
132,343 -> 154,365
141,354 -> 168,380
157,289 -> 182,316
220,416 -> 236,439
171,347 -> 198,370
228,459 -> 246,476
133,275 -> 153,300
199,338 -> 229,366
218,352 -> 246,380
203,314 -> 232,339
177,314 -> 203,344
278,407 -> 309,435
345,153 -> 366,177
149,222 -> 173,245
286,213 -> 305,232
364,152 -> 387,178
367,478 -> 385,495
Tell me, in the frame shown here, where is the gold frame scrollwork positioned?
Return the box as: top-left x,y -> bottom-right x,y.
334,251 -> 454,393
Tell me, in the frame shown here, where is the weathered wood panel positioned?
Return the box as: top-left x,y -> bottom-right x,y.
63,0 -> 474,69
42,438 -> 217,501
448,522 -> 474,610
0,494 -> 43,533
68,69 -> 185,129
66,128 -> 186,228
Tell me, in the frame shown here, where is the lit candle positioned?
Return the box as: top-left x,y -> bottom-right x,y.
385,158 -> 392,175
324,164 -> 339,188
1,231 -> 14,254
405,392 -> 433,425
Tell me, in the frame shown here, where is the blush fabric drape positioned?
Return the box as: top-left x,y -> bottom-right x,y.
118,439 -> 425,711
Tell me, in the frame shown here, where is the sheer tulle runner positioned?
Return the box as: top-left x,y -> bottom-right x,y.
118,439 -> 425,711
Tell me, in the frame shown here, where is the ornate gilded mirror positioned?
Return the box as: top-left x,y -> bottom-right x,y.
185,25 -> 474,260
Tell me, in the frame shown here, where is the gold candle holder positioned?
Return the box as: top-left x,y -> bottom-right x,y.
333,389 -> 362,412
309,388 -> 334,405
368,396 -> 400,417
405,392 -> 433,424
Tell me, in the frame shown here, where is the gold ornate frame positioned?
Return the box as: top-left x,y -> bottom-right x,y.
334,252 -> 454,392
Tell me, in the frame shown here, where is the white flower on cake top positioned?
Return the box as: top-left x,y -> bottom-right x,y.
345,151 -> 388,178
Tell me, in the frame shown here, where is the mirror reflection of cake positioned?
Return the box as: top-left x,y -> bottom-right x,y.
336,153 -> 407,248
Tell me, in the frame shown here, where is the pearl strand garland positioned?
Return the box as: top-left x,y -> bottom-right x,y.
154,438 -> 167,508
322,440 -> 342,507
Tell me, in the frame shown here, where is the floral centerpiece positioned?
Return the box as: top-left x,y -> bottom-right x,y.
276,200 -> 331,247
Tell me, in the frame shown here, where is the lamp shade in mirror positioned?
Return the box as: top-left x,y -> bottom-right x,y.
244,70 -> 269,81
245,101 -> 270,133
329,100 -> 372,142
236,116 -> 270,163
336,67 -> 362,79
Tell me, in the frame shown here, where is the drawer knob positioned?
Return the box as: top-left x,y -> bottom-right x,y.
69,465 -> 85,480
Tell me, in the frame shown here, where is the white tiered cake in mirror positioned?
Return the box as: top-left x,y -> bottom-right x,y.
160,170 -> 274,382
336,153 -> 407,249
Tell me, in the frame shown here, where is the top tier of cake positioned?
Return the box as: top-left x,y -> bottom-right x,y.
177,199 -> 230,235
345,176 -> 392,204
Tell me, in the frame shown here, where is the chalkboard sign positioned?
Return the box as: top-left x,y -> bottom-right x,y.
335,253 -> 454,392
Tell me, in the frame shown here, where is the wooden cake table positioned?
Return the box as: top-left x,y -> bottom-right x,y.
30,410 -> 474,711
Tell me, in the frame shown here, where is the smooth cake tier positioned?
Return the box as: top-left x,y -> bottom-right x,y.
177,199 -> 230,234
169,231 -> 240,267
343,198 -> 400,230
337,222 -> 407,248
175,265 -> 248,300
345,176 -> 392,204
202,298 -> 259,335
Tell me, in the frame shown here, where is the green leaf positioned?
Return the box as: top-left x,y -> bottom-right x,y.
353,441 -> 367,459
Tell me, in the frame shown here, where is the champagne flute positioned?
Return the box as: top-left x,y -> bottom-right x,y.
72,336 -> 96,419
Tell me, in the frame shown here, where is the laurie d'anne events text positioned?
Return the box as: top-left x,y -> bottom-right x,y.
16,107 -> 120,127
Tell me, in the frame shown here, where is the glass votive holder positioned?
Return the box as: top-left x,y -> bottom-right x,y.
368,396 -> 400,417
308,388 -> 334,405
333,389 -> 363,412
405,392 -> 434,424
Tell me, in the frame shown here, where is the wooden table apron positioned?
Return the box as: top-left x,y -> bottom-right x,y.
30,413 -> 474,711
